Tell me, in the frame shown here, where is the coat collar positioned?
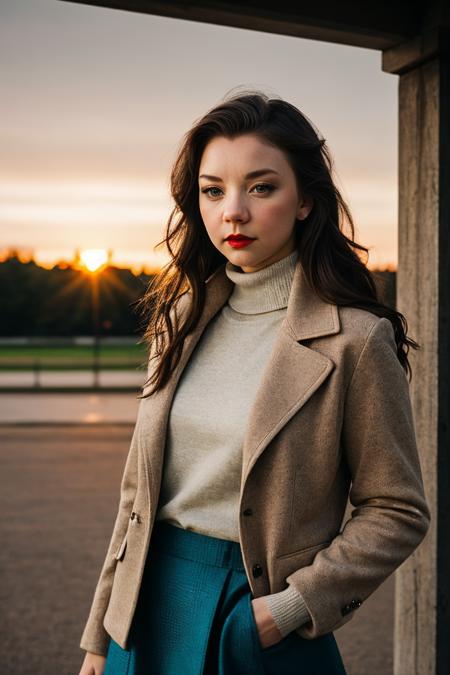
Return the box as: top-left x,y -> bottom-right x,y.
143,255 -> 341,504
203,256 -> 340,341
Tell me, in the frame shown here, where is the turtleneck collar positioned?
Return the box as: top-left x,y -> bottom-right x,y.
224,249 -> 298,314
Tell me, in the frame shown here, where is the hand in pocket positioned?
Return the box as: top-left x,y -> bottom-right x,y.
249,595 -> 286,649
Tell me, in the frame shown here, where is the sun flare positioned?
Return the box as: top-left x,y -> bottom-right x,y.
80,248 -> 108,272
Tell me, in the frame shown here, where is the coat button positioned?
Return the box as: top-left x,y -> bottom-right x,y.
243,508 -> 253,516
341,604 -> 352,616
252,563 -> 263,578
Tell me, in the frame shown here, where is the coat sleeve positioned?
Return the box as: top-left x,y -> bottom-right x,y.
79,303 -> 182,655
79,413 -> 141,656
78,335 -> 159,656
285,316 -> 431,639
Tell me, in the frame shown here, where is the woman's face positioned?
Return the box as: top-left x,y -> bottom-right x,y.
198,133 -> 313,272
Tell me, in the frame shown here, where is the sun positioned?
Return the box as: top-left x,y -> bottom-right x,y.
80,248 -> 108,272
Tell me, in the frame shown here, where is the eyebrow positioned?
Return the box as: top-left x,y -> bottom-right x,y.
198,168 -> 280,181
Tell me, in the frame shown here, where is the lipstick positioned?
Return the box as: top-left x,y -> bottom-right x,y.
226,235 -> 256,249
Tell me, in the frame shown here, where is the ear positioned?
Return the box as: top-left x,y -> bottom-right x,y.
297,196 -> 314,220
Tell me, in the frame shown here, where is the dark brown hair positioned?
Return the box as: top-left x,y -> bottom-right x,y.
135,89 -> 419,398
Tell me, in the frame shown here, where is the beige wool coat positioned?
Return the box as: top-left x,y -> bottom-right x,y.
80,257 -> 431,657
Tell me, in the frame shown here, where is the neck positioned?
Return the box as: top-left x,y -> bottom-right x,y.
224,249 -> 298,315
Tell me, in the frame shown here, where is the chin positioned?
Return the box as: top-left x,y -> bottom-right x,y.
226,253 -> 258,267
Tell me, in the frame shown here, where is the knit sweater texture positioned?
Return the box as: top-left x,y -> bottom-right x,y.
155,248 -> 312,636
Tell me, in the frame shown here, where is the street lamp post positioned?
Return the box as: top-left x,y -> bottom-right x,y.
91,272 -> 100,388
79,249 -> 108,389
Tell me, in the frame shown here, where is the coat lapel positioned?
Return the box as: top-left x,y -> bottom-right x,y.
144,255 -> 340,505
237,258 -> 340,482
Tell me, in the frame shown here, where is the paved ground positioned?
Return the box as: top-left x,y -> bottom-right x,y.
0,425 -> 394,675
0,369 -> 145,388
0,392 -> 139,424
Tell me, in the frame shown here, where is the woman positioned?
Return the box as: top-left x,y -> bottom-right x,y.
79,91 -> 430,675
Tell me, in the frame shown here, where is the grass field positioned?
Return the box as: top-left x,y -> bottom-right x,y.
0,344 -> 148,370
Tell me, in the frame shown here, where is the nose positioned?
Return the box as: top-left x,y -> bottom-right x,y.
222,192 -> 249,224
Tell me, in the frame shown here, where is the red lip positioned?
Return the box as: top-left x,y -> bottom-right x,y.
226,235 -> 255,242
226,237 -> 255,249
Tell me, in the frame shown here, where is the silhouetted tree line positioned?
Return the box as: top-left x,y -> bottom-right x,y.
0,255 -> 154,337
0,254 -> 396,337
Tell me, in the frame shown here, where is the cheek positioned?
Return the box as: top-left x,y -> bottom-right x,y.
200,203 -> 221,238
199,200 -> 212,223
257,199 -> 297,232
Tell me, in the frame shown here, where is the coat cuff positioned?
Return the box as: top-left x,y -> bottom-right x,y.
262,584 -> 312,637
79,631 -> 111,657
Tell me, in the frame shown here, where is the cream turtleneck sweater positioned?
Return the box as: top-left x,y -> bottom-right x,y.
155,249 -> 312,636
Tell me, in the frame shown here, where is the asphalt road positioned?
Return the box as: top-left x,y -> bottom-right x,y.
0,425 -> 394,675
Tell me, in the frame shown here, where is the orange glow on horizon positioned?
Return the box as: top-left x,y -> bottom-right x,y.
78,248 -> 108,273
0,246 -> 396,274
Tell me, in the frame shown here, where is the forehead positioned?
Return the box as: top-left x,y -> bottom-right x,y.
199,134 -> 289,174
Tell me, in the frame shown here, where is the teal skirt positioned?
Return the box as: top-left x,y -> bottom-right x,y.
104,520 -> 347,675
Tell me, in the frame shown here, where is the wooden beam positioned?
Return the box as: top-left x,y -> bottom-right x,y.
383,30 -> 450,675
60,0 -> 421,50
382,26 -> 450,74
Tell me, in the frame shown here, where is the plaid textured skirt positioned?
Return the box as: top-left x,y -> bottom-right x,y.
103,520 -> 347,675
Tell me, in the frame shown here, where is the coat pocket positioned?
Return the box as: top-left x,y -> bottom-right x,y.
276,539 -> 333,561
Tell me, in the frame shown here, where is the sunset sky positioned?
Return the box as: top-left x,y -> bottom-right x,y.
1,0 -> 399,272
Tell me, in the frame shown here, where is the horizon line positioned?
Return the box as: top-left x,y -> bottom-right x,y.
0,246 -> 398,274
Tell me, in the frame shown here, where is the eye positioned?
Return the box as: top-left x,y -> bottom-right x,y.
201,186 -> 223,198
200,183 -> 275,199
251,183 -> 275,194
